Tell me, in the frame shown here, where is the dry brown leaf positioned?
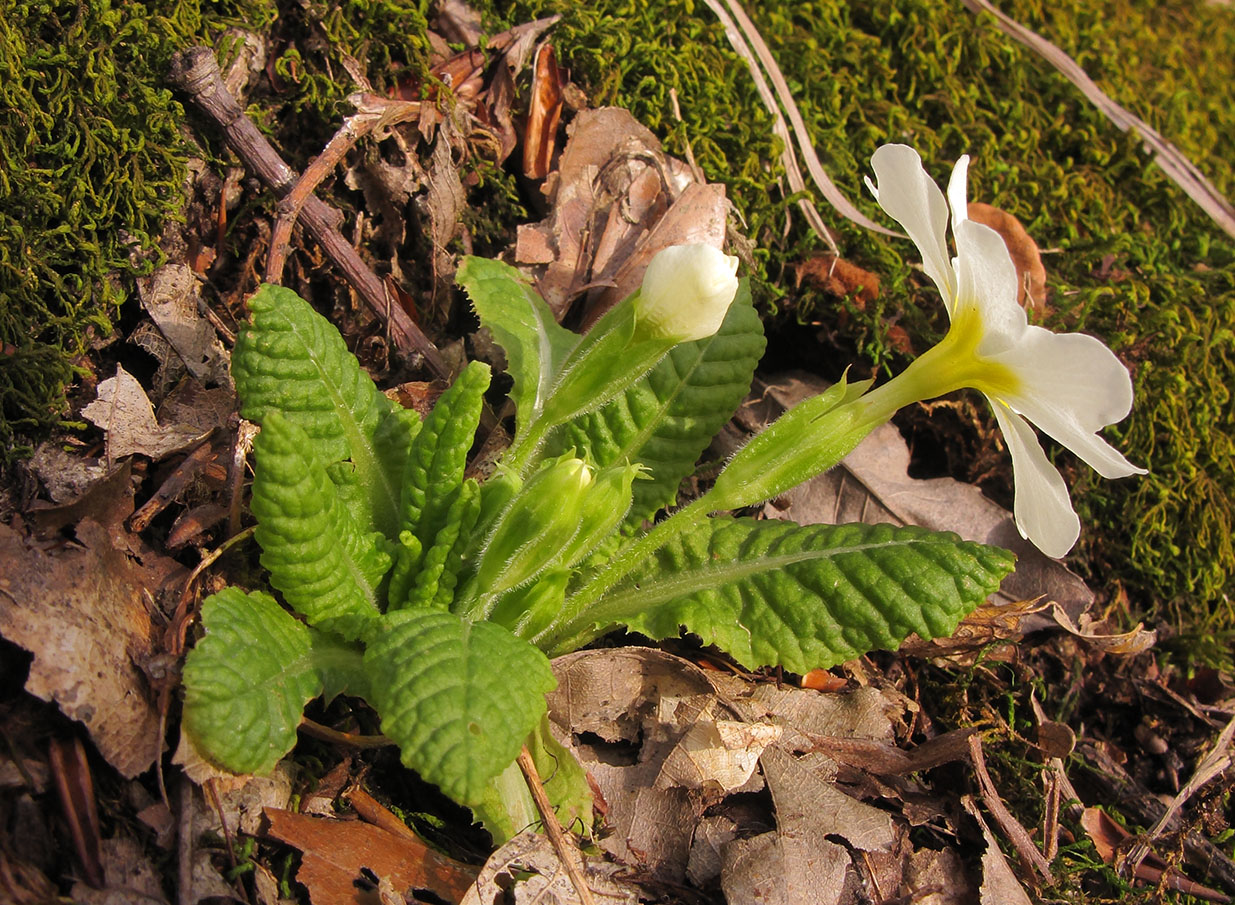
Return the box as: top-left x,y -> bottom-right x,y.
1047,603 -> 1157,654
81,365 -> 214,464
720,826 -> 851,905
513,106 -> 724,322
903,848 -> 973,904
523,43 -> 564,179
744,372 -> 1094,627
0,520 -> 180,777
658,719 -> 781,794
136,264 -> 231,387
796,253 -> 881,308
29,443 -> 109,505
961,797 -> 1034,905
264,807 -> 478,905
967,202 -> 1048,313
460,829 -> 637,905
69,835 -> 169,905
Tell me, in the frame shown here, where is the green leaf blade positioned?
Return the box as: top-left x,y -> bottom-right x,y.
458,256 -> 576,435
583,520 -> 1014,673
252,412 -> 390,638
365,611 -> 556,806
182,589 -> 322,775
554,281 -> 765,522
232,284 -> 402,534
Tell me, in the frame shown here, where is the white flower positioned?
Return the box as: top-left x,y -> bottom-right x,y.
635,244 -> 739,342
865,144 -> 1146,558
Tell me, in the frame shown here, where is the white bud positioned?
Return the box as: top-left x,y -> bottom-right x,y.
635,244 -> 739,342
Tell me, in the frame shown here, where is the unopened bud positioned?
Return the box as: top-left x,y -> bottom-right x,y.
635,244 -> 739,342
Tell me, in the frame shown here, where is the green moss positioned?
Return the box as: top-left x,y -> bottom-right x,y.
478,0 -> 1235,647
0,0 -> 436,459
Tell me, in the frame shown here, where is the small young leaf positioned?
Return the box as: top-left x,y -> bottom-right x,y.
552,281 -> 765,522
399,478 -> 482,611
182,589 -> 322,775
567,520 -> 1014,673
365,610 -> 556,806
458,257 -> 575,435
232,284 -> 404,535
400,361 -> 490,561
251,412 -> 390,639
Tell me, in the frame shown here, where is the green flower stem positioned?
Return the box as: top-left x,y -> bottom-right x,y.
535,497 -> 711,654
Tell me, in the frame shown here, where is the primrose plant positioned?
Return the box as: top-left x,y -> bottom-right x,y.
182,146 -> 1141,840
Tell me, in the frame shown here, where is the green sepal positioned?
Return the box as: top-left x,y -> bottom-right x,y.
364,610 -> 556,806
232,284 -> 404,535
552,280 -> 765,523
488,567 -> 570,639
251,412 -> 390,640
457,256 -> 576,436
558,519 -> 1014,673
399,360 -> 490,565
705,371 -> 874,512
182,589 -> 322,775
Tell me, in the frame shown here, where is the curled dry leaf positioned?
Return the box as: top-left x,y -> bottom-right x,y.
960,797 -> 1033,905
966,201 -> 1048,314
523,43 -> 564,180
135,263 -> 230,387
1047,603 -> 1157,654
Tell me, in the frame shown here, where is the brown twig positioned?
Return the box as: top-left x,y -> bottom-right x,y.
169,47 -> 449,379
516,745 -> 596,905
968,733 -> 1054,885
266,93 -> 422,283
298,718 -> 394,750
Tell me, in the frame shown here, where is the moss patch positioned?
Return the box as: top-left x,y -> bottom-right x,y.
480,0 -> 1235,643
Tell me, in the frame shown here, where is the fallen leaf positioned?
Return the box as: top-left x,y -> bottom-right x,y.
686,815 -> 738,886
264,808 -> 478,905
29,443 -> 108,504
966,202 -> 1047,313
961,797 -> 1033,905
69,835 -> 169,905
720,826 -> 851,905
82,365 -> 213,464
523,43 -> 564,179
903,848 -> 973,905
514,106 -> 724,322
136,263 -> 230,386
0,520 -> 180,777
460,829 -> 638,905
745,372 -> 1094,627
796,253 -> 881,308
658,719 -> 782,794
1048,603 -> 1157,654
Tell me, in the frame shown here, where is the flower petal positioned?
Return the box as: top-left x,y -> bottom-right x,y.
865,144 -> 956,306
990,403 -> 1080,558
953,219 -> 1026,354
990,326 -> 1147,479
946,154 -> 971,229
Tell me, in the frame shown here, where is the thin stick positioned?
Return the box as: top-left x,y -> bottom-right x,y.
169,47 -> 449,379
267,94 -> 422,283
516,746 -> 596,905
298,718 -> 394,750
968,733 -> 1054,885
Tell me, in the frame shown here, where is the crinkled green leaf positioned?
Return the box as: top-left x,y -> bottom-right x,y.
232,283 -> 404,535
458,256 -> 576,435
365,610 -> 556,805
252,412 -> 390,639
182,589 -> 322,775
399,360 -> 490,560
552,281 -> 765,522
571,520 -> 1014,673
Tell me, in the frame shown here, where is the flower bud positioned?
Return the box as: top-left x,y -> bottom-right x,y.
475,456 -> 592,594
635,244 -> 739,342
557,462 -> 644,570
